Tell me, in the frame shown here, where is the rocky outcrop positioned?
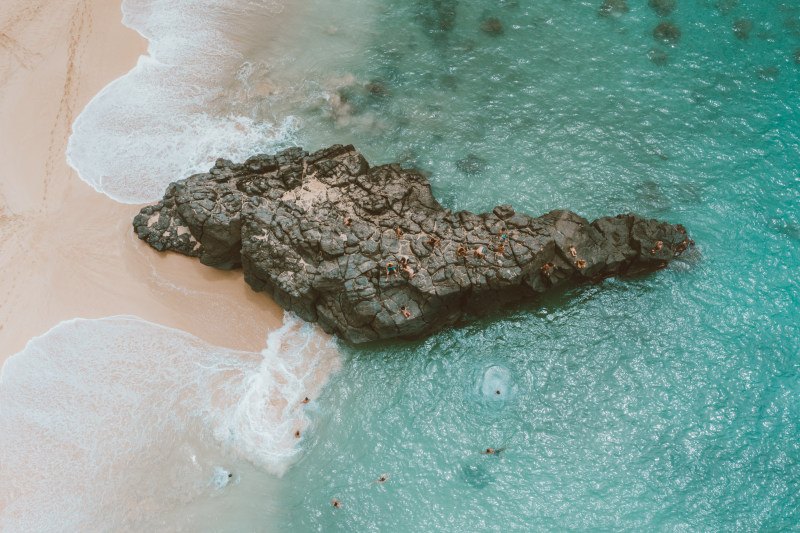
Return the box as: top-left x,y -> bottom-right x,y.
134,145 -> 694,343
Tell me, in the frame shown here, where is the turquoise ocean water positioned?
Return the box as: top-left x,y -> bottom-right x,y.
275,1 -> 800,529
4,0 -> 800,530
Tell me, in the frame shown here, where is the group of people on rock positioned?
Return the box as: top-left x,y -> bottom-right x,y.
381,226 -> 513,321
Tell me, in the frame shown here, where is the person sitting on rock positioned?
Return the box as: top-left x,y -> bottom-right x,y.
400,306 -> 411,319
344,216 -> 352,228
568,245 -> 577,258
497,228 -> 507,240
575,259 -> 586,269
651,241 -> 663,254
456,246 -> 467,258
540,261 -> 555,277
399,256 -> 415,278
385,262 -> 398,280
473,246 -> 485,258
427,237 -> 440,249
496,244 -> 505,258
396,226 -> 404,239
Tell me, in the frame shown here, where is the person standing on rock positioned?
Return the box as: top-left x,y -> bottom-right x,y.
385,262 -> 398,280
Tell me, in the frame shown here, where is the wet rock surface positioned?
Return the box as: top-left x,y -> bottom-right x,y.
134,145 -> 694,343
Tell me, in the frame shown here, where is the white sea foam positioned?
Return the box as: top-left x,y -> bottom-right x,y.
0,314 -> 339,532
66,0 -> 383,204
66,0 -> 298,204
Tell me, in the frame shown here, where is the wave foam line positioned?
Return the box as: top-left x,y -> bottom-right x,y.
0,313 -> 338,531
66,0 -> 298,204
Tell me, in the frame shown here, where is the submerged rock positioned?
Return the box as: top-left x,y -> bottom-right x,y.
648,0 -> 676,17
733,18 -> 754,40
134,145 -> 694,343
757,66 -> 779,80
480,17 -> 504,35
714,0 -> 738,15
598,0 -> 629,17
365,79 -> 391,98
648,47 -> 669,66
456,153 -> 489,175
653,21 -> 681,44
793,46 -> 800,65
417,0 -> 458,33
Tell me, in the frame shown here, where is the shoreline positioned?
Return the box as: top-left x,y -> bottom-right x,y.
0,0 -> 285,364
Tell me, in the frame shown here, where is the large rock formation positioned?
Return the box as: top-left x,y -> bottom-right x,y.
134,145 -> 694,343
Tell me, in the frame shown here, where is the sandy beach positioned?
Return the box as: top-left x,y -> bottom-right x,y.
0,0 -> 284,365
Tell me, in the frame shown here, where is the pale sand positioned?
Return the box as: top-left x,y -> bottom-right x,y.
0,0 -> 285,365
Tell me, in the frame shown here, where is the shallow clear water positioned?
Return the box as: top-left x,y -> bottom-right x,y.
10,0 -> 800,530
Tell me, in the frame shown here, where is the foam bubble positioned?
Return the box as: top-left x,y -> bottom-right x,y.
0,314 -> 338,531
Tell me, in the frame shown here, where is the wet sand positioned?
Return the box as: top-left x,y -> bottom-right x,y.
0,0 -> 284,365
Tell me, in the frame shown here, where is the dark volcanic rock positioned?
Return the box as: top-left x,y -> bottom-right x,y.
648,0 -> 676,17
134,145 -> 694,343
653,21 -> 681,44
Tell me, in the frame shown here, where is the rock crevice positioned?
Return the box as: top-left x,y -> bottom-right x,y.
134,144 -> 694,343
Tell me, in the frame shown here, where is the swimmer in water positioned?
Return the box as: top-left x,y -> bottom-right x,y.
294,430 -> 301,438
371,473 -> 390,484
480,447 -> 506,456
332,498 -> 343,508
301,397 -> 310,404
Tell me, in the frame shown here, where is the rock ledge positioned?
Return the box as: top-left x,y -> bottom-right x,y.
134,145 -> 693,343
